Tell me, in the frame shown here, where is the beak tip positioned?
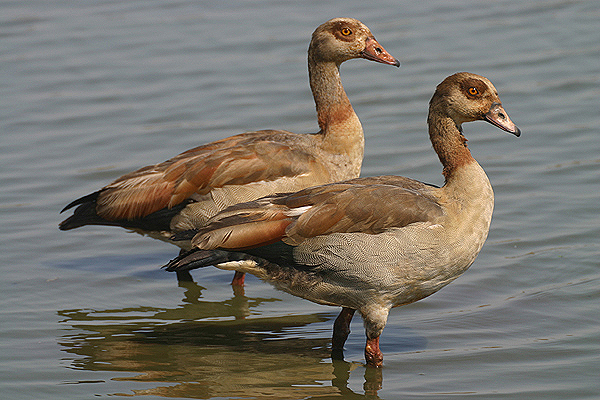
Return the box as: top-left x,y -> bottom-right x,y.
361,37 -> 400,68
485,104 -> 520,138
513,126 -> 522,137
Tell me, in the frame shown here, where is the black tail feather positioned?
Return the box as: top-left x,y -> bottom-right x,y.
163,248 -> 233,272
59,192 -> 190,232
60,191 -> 101,213
59,192 -> 107,231
163,242 -> 298,275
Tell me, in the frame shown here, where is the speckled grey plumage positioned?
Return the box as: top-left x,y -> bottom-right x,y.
164,72 -> 521,366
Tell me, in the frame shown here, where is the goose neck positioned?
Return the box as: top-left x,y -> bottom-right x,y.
427,112 -> 476,182
308,57 -> 358,137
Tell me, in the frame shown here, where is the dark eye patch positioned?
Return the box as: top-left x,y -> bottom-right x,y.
332,21 -> 357,42
460,78 -> 487,98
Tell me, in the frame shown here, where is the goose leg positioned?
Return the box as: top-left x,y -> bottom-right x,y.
364,336 -> 383,367
361,306 -> 389,367
331,307 -> 356,360
231,271 -> 246,286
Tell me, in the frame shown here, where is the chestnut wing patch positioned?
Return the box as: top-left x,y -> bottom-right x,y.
95,131 -> 315,220
189,180 -> 443,251
282,183 -> 443,244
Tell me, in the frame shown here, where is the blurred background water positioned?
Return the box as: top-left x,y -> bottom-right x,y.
1,0 -> 599,399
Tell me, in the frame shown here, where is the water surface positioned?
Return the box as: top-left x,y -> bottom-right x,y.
1,0 -> 599,398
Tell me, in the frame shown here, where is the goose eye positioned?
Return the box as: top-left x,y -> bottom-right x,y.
468,87 -> 479,96
341,27 -> 352,36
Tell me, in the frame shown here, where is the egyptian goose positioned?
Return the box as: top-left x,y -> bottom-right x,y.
59,18 -> 399,284
164,72 -> 521,367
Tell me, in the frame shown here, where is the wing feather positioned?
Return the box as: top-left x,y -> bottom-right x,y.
192,178 -> 444,250
93,130 -> 316,220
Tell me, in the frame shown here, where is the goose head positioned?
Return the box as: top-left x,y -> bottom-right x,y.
309,18 -> 400,67
430,72 -> 521,137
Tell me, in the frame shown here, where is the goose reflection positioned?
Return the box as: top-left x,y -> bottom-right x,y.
57,285 -> 385,398
175,279 -> 253,319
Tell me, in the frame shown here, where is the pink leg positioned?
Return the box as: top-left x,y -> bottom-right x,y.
231,271 -> 246,296
231,271 -> 245,286
364,337 -> 383,367
332,307 -> 355,359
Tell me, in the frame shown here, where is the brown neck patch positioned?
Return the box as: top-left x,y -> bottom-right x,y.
428,115 -> 475,181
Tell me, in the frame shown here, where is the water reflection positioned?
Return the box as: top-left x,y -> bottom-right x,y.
58,280 -> 384,398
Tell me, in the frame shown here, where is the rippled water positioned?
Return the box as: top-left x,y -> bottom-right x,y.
2,0 -> 599,399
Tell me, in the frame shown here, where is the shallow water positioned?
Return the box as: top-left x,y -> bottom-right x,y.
1,0 -> 599,399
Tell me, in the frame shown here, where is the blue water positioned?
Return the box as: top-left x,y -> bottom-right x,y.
1,0 -> 599,398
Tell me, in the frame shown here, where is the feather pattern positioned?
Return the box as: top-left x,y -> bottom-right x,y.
59,18 -> 400,259
164,73 -> 521,367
